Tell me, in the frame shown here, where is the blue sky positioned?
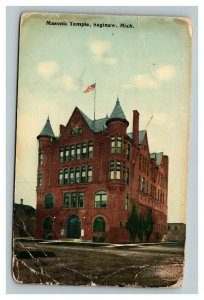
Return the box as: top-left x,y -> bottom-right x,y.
15,13 -> 192,222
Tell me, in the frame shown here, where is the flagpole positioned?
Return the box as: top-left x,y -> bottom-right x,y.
94,83 -> 96,121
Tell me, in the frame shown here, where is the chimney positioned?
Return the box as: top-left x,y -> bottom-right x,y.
133,110 -> 139,144
20,198 -> 23,205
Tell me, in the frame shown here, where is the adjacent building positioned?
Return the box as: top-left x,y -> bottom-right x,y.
166,223 -> 186,242
35,99 -> 168,243
13,199 -> 36,238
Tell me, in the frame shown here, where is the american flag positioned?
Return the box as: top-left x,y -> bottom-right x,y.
84,83 -> 96,93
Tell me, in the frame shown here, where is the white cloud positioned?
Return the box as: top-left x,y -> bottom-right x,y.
123,74 -> 157,89
37,61 -> 59,78
154,64 -> 176,81
89,39 -> 117,65
133,74 -> 157,89
55,75 -> 77,91
123,64 -> 176,90
89,40 -> 110,56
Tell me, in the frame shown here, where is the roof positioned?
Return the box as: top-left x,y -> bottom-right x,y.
110,98 -> 127,120
14,203 -> 36,216
127,130 -> 146,145
38,117 -> 55,138
79,109 -> 109,132
150,152 -> 163,166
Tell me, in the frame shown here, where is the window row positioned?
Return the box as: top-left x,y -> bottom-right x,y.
63,192 -> 84,208
109,160 -> 130,183
37,172 -> 43,187
42,216 -> 106,233
139,155 -> 158,181
38,150 -> 43,165
139,155 -> 149,175
157,173 -> 166,187
59,141 -> 93,162
138,176 -> 165,203
43,191 -> 129,210
110,136 -> 131,160
58,166 -> 92,185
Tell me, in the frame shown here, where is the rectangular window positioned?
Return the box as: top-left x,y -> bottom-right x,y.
76,144 -> 81,160
127,144 -> 130,160
78,192 -> 84,208
109,160 -> 122,179
111,136 -> 122,153
88,141 -> 93,158
126,168 -> 130,184
87,166 -> 92,182
141,177 -> 145,192
116,161 -> 121,179
59,147 -> 64,162
63,193 -> 69,208
71,145 -> 76,160
116,136 -> 122,153
125,193 -> 129,210
81,166 -> 87,183
111,137 -> 116,153
64,169 -> 69,184
71,192 -> 77,208
65,146 -> 70,161
82,143 -> 87,158
75,167 -> 80,183
110,160 -> 115,179
39,150 -> 43,165
58,170 -> 63,185
69,168 -> 74,184
37,172 -> 42,186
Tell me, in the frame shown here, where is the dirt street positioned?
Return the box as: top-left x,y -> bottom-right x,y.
12,240 -> 184,287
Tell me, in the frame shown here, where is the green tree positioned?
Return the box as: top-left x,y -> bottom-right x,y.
126,205 -> 138,243
144,209 -> 154,242
138,214 -> 145,242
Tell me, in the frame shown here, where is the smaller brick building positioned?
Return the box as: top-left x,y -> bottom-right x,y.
13,199 -> 36,238
166,223 -> 186,242
35,99 -> 168,243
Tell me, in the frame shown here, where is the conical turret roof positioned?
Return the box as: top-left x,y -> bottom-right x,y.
110,97 -> 127,120
37,117 -> 55,139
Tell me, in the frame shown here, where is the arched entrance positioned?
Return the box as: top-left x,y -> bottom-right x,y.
67,215 -> 81,238
93,216 -> 106,242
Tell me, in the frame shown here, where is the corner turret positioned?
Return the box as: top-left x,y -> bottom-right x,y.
37,117 -> 55,140
106,98 -> 129,134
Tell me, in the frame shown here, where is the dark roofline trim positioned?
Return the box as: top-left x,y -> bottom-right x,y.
106,117 -> 129,127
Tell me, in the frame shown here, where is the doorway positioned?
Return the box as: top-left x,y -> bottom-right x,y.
67,215 -> 81,238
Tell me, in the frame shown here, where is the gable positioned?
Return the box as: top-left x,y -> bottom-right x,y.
140,131 -> 150,156
59,107 -> 93,139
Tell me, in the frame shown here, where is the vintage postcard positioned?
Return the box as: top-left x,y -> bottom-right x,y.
13,12 -> 192,287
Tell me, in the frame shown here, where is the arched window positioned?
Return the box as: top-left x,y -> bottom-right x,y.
58,169 -> 63,185
44,194 -> 54,209
43,217 -> 53,231
93,217 -> 106,232
94,191 -> 107,208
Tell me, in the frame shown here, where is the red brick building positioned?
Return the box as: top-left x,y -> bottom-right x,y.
35,99 -> 168,243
